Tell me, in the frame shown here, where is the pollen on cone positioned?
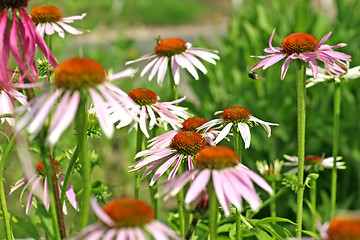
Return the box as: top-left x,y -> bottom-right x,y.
128,88 -> 157,106
195,146 -> 239,169
54,58 -> 106,90
155,38 -> 187,56
35,161 -> 61,175
222,107 -> 251,123
170,131 -> 206,156
182,117 -> 208,131
281,33 -> 319,54
103,198 -> 154,228
30,5 -> 63,24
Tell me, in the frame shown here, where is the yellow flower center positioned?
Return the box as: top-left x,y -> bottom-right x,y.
327,214 -> 360,240
222,107 -> 251,123
1,0 -> 29,9
54,58 -> 106,90
103,198 -> 154,228
128,88 -> 157,106
30,5 -> 63,24
181,117 -> 208,132
155,38 -> 187,56
281,33 -> 319,54
35,161 -> 61,176
195,146 -> 239,169
304,155 -> 322,165
170,131 -> 206,156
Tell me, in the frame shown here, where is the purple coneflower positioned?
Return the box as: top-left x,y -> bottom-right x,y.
157,146 -> 273,216
251,29 -> 351,80
130,131 -> 206,186
10,160 -> 78,214
324,213 -> 360,240
306,62 -> 360,87
283,154 -> 345,174
148,116 -> 221,149
0,0 -> 57,84
30,5 -> 86,38
115,88 -> 190,138
126,37 -> 219,85
16,58 -> 137,146
73,197 -> 180,240
197,107 -> 278,148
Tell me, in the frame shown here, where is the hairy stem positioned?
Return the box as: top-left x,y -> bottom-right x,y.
295,60 -> 306,238
76,96 -> 91,230
209,183 -> 218,240
331,82 -> 341,219
0,135 -> 15,239
135,129 -> 144,199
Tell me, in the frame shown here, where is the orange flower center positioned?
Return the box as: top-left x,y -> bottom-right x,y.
155,38 -> 187,56
35,161 -> 61,176
327,214 -> 360,240
170,131 -> 206,156
30,5 -> 63,24
103,198 -> 154,228
181,117 -> 208,132
222,107 -> 251,123
304,155 -> 322,165
54,58 -> 106,90
195,146 -> 239,169
281,33 -> 319,54
128,88 -> 157,106
1,0 -> 29,9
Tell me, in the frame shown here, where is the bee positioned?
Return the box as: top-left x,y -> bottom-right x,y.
248,70 -> 265,81
155,35 -> 163,45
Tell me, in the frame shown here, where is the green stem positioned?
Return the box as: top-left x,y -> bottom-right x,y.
270,180 -> 277,219
168,60 -> 178,101
60,147 -> 79,206
295,60 -> 306,238
209,183 -> 218,240
233,128 -> 243,240
0,135 -> 15,240
135,129 -> 144,199
42,154 -> 61,240
310,178 -> 317,232
177,163 -> 185,237
149,128 -> 158,218
331,82 -> 341,219
76,95 -> 91,230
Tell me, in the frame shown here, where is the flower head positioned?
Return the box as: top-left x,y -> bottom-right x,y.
130,131 -> 206,186
157,146 -> 273,216
197,107 -> 278,148
283,154 -> 346,174
0,1 -> 57,84
148,116 -> 222,149
306,62 -> 360,87
30,5 -> 86,38
73,197 -> 180,240
125,37 -> 219,85
256,159 -> 284,182
325,213 -> 360,240
114,88 -> 191,138
16,58 -> 137,146
251,29 -> 351,80
10,160 -> 78,214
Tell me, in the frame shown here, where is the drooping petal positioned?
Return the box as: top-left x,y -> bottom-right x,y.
237,123 -> 251,149
185,169 -> 210,204
212,170 -> 230,216
90,198 -> 115,227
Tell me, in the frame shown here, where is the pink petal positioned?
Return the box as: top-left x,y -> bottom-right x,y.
57,21 -> 84,35
212,171 -> 230,216
89,88 -> 114,138
315,32 -> 332,50
90,197 -> 115,227
171,56 -> 180,85
237,123 -> 251,149
214,122 -> 232,145
281,55 -> 293,80
174,54 -> 199,80
157,56 -> 168,85
185,169 -> 210,204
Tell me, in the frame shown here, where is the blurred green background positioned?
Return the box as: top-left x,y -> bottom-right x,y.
2,0 -> 360,238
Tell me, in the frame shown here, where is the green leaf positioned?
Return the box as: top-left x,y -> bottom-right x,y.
302,230 -> 321,239
259,223 -> 294,239
252,228 -> 274,240
11,215 -> 40,240
217,223 -> 233,233
254,216 -> 296,226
